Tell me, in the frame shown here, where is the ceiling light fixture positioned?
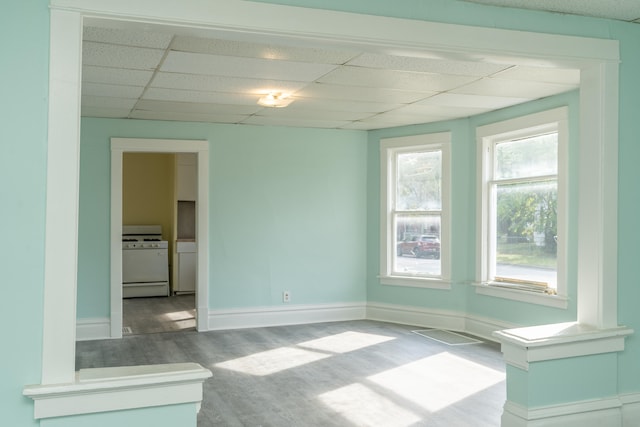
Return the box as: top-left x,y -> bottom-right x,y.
257,92 -> 294,108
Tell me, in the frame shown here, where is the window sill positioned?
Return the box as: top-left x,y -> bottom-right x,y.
379,275 -> 451,289
473,282 -> 568,309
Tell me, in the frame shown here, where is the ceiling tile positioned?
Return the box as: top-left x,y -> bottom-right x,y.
83,66 -> 154,87
295,83 -> 434,104
291,97 -> 401,114
171,36 -> 358,64
340,120 -> 400,130
82,82 -> 145,99
130,110 -> 248,123
83,26 -> 173,49
242,116 -> 350,129
255,106 -> 374,122
135,99 -> 262,115
160,51 -> 339,81
81,106 -> 132,118
450,77 -> 575,98
371,110 -> 450,125
318,66 -> 479,92
419,92 -> 531,109
347,53 -> 511,76
463,0 -> 640,21
81,95 -> 137,110
83,41 -> 166,70
150,72 -> 307,95
143,87 -> 260,105
398,103 -> 490,118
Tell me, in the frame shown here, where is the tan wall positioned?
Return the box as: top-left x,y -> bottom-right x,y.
123,153 -> 176,283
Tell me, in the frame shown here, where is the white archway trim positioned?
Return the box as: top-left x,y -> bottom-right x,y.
41,8 -> 83,385
42,0 -> 622,390
110,138 -> 210,339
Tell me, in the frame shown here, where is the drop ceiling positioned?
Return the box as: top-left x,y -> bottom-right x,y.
81,0 -> 636,131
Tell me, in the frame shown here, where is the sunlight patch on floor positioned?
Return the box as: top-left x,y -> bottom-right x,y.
214,346 -> 331,376
318,382 -> 421,427
368,352 -> 505,412
298,331 -> 395,354
161,310 -> 195,321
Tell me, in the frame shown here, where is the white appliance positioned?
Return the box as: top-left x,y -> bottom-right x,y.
122,225 -> 169,298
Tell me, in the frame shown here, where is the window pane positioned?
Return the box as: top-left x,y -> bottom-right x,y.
393,214 -> 441,276
495,180 -> 557,289
495,133 -> 557,180
396,150 -> 441,211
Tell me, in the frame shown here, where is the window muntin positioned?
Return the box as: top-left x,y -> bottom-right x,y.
380,133 -> 450,286
478,108 -> 567,299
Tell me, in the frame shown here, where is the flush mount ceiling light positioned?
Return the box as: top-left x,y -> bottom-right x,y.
257,92 -> 294,108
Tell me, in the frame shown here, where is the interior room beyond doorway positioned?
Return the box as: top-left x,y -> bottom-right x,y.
120,150 -> 201,335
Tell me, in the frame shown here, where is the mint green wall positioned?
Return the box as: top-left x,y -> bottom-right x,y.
610,21 -> 640,395
41,403 -> 197,427
78,119 -> 367,316
1,1 -> 49,426
506,354 -> 619,407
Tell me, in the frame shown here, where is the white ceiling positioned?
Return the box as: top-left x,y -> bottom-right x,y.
81,1 -> 635,130
463,0 -> 640,22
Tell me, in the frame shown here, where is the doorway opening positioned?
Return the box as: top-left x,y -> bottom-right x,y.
110,138 -> 209,339
121,152 -> 198,335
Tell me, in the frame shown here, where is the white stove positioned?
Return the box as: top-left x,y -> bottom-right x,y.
122,225 -> 169,298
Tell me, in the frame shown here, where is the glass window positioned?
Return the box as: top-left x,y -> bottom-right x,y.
380,133 -> 450,287
477,108 -> 567,300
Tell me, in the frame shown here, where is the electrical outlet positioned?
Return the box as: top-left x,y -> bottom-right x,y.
283,291 -> 291,303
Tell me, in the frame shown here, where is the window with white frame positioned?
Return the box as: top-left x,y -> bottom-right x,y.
380,133 -> 450,287
476,108 -> 567,303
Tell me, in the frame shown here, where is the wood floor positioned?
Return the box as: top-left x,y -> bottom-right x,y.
123,294 -> 196,335
76,318 -> 506,426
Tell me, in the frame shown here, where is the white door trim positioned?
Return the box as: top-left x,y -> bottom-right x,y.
110,138 -> 210,338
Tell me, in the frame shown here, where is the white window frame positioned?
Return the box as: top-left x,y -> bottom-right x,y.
476,107 -> 569,308
380,132 -> 451,289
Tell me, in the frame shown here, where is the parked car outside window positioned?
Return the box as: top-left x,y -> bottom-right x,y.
397,234 -> 440,259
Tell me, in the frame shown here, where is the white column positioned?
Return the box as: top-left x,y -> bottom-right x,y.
41,9 -> 83,384
577,60 -> 620,329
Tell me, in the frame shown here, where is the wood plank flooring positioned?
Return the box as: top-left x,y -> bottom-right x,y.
123,294 -> 196,335
76,320 -> 506,426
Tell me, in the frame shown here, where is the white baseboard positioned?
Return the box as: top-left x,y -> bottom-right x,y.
502,398 -> 626,427
207,302 -> 367,331
366,302 -> 516,342
76,317 -> 111,341
621,393 -> 640,426
76,302 -> 513,341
